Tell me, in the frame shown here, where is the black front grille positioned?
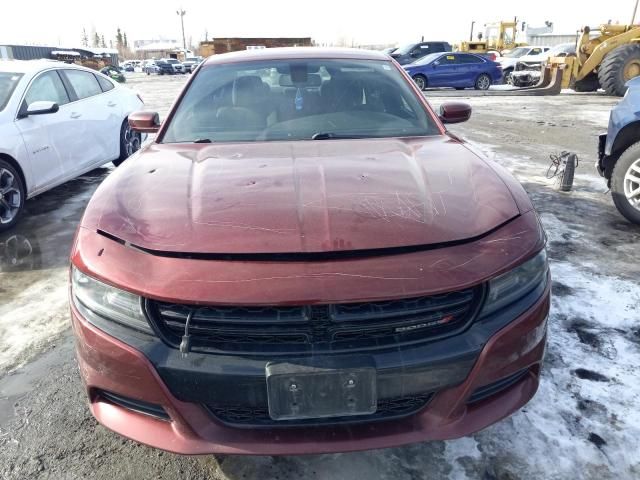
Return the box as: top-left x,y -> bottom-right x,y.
145,287 -> 482,356
206,393 -> 434,428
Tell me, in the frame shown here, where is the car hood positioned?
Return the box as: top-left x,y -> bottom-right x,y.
87,136 -> 521,254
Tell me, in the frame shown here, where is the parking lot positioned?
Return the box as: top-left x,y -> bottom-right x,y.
0,72 -> 639,479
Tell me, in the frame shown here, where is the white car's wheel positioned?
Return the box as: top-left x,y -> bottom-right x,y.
0,160 -> 25,232
113,121 -> 142,167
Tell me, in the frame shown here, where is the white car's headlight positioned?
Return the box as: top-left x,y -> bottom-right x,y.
71,267 -> 152,333
480,249 -> 549,318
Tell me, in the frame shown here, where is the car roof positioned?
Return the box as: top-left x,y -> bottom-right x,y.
203,47 -> 389,66
0,59 -> 63,74
0,59 -> 99,75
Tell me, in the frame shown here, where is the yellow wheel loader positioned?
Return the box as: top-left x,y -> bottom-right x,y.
543,23 -> 640,96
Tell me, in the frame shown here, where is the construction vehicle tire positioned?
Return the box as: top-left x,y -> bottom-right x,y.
599,44 -> 640,97
574,73 -> 600,92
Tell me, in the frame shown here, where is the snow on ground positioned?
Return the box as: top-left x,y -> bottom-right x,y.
0,269 -> 70,373
438,249 -> 640,478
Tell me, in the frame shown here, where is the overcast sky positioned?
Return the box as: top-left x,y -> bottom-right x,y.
1,1 -> 637,48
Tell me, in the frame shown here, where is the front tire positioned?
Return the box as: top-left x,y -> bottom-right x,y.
599,44 -> 640,96
475,73 -> 492,90
113,120 -> 141,167
574,72 -> 600,92
412,75 -> 427,90
611,142 -> 640,225
0,160 -> 25,232
502,68 -> 513,84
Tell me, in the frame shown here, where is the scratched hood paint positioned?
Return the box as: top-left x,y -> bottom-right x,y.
89,136 -> 520,253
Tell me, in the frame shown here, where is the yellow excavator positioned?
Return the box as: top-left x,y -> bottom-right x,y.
459,20 -> 525,55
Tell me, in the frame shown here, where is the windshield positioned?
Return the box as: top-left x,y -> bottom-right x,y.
549,43 -> 575,56
166,59 -> 179,64
410,53 -> 443,66
185,58 -> 198,62
162,59 -> 439,144
393,43 -> 416,55
503,47 -> 530,58
0,72 -> 23,111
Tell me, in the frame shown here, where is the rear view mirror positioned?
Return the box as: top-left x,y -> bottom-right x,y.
129,111 -> 161,133
25,101 -> 59,117
439,102 -> 472,124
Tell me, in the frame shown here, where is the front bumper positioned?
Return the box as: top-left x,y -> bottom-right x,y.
71,282 -> 549,455
597,133 -> 608,177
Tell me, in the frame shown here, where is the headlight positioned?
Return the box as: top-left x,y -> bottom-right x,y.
480,249 -> 548,318
71,267 -> 152,333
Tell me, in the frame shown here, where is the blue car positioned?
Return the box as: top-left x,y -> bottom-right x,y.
403,52 -> 503,91
598,76 -> 640,224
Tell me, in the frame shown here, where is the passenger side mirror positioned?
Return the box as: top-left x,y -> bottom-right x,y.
439,102 -> 472,124
25,101 -> 59,117
129,111 -> 161,133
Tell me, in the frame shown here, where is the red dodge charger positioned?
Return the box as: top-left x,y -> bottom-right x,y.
69,48 -> 550,455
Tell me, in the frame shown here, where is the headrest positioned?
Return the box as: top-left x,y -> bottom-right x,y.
232,75 -> 266,107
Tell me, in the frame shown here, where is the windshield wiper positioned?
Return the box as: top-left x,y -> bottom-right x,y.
311,132 -> 374,140
193,138 -> 213,143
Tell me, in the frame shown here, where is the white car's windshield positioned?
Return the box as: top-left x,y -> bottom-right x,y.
548,43 -> 575,56
503,47 -> 530,58
162,59 -> 439,143
0,72 -> 23,111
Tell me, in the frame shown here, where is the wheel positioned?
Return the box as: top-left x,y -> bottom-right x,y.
412,75 -> 427,90
610,141 -> 640,224
146,70 -> 150,75
475,73 -> 491,90
598,44 -> 640,97
574,72 -> 600,92
113,120 -> 142,167
0,160 -> 25,232
502,68 -> 513,84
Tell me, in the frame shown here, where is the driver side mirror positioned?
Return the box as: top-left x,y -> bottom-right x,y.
439,102 -> 472,124
22,101 -> 59,118
129,111 -> 161,133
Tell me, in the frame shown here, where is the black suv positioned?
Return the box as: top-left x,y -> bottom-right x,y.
155,61 -> 175,75
390,41 -> 452,65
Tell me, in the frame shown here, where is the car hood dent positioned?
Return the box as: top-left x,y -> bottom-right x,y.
90,136 -> 520,254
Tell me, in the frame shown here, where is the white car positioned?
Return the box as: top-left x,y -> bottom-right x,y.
0,60 -> 143,231
181,56 -> 203,73
497,46 -> 550,80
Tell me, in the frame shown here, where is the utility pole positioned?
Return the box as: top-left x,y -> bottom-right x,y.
177,8 -> 186,51
469,21 -> 475,41
633,0 -> 640,24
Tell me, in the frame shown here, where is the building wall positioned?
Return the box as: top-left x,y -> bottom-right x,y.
527,34 -> 579,47
200,37 -> 312,57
